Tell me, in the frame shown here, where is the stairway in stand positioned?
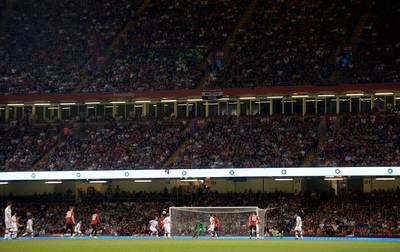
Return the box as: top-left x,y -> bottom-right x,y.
31,141 -> 64,171
162,139 -> 190,168
0,0 -> 15,36
197,0 -> 258,89
329,9 -> 372,82
301,136 -> 326,167
73,0 -> 150,93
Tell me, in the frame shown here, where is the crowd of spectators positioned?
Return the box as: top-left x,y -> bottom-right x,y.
208,0 -> 364,88
0,0 -> 398,95
341,1 -> 400,84
0,123 -> 60,171
169,115 -> 319,169
312,113 -> 400,167
302,189 -> 400,237
0,114 -> 320,171
34,117 -> 188,171
2,111 -> 400,171
1,187 -> 399,237
0,0 -> 136,94
81,0 -> 248,93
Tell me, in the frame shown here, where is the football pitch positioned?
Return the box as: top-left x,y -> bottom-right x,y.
2,238 -> 400,252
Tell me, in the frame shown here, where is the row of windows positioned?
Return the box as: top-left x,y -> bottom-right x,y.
1,95 -> 399,122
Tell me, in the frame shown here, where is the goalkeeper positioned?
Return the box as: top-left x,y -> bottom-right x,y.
192,221 -> 206,238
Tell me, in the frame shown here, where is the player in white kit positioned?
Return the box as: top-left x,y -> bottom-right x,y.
4,201 -> 12,240
72,220 -> 83,238
22,217 -> 35,238
294,214 -> 303,240
149,217 -> 159,237
207,214 -> 215,238
163,213 -> 171,238
10,212 -> 20,239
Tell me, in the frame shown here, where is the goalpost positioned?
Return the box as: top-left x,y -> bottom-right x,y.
169,206 -> 266,237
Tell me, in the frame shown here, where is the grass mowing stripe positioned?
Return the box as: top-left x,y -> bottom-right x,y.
1,239 -> 399,252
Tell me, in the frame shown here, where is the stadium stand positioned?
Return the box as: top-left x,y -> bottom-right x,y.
168,115 -> 319,169
0,0 -> 398,95
1,189 -> 399,237
0,122 -> 59,171
341,1 -> 400,84
1,112 -> 400,171
34,117 -> 187,171
210,0 -> 365,88
0,0 -> 135,94
81,0 -> 248,92
312,113 -> 400,167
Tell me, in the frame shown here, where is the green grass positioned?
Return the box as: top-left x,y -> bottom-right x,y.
2,239 -> 400,252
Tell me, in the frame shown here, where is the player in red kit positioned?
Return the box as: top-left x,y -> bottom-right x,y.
213,215 -> 220,238
61,206 -> 75,239
90,211 -> 100,239
248,211 -> 260,239
157,213 -> 164,237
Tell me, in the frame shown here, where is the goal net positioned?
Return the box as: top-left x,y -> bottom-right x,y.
169,206 -> 266,237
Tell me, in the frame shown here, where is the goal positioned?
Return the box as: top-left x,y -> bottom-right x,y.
169,206 -> 266,237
